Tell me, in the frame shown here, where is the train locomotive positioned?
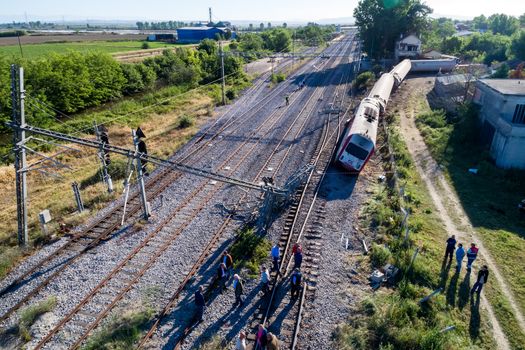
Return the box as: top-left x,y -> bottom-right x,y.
336,59 -> 411,173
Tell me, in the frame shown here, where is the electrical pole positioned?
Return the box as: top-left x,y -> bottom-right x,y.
132,129 -> 150,220
219,40 -> 226,106
94,122 -> 113,193
11,65 -> 28,246
292,29 -> 295,70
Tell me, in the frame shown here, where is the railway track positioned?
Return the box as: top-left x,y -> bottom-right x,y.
0,47 -> 322,325
156,37 -> 357,350
244,51 -> 356,349
28,39 -> 352,349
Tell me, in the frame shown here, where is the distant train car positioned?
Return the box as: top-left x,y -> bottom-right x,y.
410,58 -> 457,72
336,59 -> 412,173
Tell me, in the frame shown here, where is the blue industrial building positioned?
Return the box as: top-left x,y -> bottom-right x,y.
176,27 -> 235,43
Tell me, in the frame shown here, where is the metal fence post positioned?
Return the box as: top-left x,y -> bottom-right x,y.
71,182 -> 84,213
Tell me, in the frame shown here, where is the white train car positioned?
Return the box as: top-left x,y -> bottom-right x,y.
336,59 -> 412,173
410,58 -> 457,72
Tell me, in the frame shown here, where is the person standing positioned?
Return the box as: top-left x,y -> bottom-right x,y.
285,95 -> 290,106
471,265 -> 489,295
292,243 -> 302,255
267,332 -> 280,350
222,251 -> 234,279
444,235 -> 456,263
466,243 -> 479,272
455,243 -> 465,272
271,244 -> 280,274
293,250 -> 303,270
261,265 -> 271,294
290,268 -> 302,299
217,263 -> 228,291
256,324 -> 268,350
233,274 -> 245,307
194,286 -> 205,323
236,331 -> 247,350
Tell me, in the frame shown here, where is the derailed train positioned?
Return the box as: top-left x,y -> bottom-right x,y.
336,59 -> 412,173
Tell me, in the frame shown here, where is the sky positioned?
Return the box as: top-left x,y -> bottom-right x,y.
1,0 -> 520,23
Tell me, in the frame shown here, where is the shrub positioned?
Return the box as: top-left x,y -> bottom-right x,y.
355,71 -> 375,89
178,115 -> 194,129
226,89 -> 236,101
230,228 -> 272,276
141,42 -> 150,50
370,243 -> 392,268
271,73 -> 286,84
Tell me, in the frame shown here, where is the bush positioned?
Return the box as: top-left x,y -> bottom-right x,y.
141,42 -> 150,50
355,71 -> 375,89
225,89 -> 237,101
370,243 -> 392,268
416,110 -> 447,129
178,115 -> 194,129
271,73 -> 286,84
230,228 -> 272,276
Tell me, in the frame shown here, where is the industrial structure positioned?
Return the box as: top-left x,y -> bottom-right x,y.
176,26 -> 235,43
473,79 -> 525,169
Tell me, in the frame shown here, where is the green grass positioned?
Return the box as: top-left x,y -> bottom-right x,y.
81,308 -> 153,350
338,115 -> 498,349
0,40 -> 186,59
230,227 -> 272,278
18,297 -> 57,342
415,103 -> 525,349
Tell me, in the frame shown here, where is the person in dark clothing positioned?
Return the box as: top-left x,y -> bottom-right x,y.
466,243 -> 479,272
233,274 -> 245,307
471,265 -> 489,295
293,250 -> 303,270
444,235 -> 456,263
290,268 -> 302,299
256,324 -> 268,350
217,263 -> 228,291
194,286 -> 205,322
222,251 -> 234,279
136,127 -> 149,176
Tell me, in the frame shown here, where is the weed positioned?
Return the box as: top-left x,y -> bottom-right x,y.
82,307 -> 153,350
370,243 -> 391,268
271,73 -> 286,84
18,297 -> 57,342
178,115 -> 194,129
230,227 -> 271,277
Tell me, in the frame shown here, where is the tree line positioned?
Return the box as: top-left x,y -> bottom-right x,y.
0,41 -> 246,134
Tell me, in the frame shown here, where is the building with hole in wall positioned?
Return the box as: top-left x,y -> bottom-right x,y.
473,79 -> 525,169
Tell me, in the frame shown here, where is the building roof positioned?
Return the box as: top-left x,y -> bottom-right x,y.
177,26 -> 226,31
436,74 -> 469,85
478,79 -> 525,96
397,34 -> 421,44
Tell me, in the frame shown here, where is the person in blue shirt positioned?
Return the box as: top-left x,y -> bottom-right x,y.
455,243 -> 465,272
290,268 -> 302,299
271,244 -> 280,275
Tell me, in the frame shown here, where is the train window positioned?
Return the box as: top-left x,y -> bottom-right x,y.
512,104 -> 525,125
345,142 -> 369,160
364,107 -> 378,120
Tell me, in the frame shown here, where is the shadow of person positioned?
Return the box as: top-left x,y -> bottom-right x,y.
458,270 -> 471,310
446,268 -> 460,307
469,292 -> 481,340
439,258 -> 452,288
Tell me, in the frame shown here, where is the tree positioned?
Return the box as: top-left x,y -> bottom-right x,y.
520,14 -> 525,28
441,36 -> 462,54
353,0 -> 432,59
260,23 -> 264,31
488,14 -> 519,35
510,30 -> 525,60
491,63 -> 509,78
267,22 -> 272,29
136,21 -> 144,30
472,15 -> 488,31
249,23 -> 254,31
198,39 -> 218,55
239,33 -> 264,52
283,23 -> 288,28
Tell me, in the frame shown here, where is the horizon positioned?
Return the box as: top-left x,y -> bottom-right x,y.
1,0 -> 520,24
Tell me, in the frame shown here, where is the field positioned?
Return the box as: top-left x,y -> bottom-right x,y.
0,40 -> 187,59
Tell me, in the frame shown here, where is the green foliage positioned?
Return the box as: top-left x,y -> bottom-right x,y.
510,30 -> 525,60
370,243 -> 392,268
141,42 -> 150,50
452,32 -> 512,64
0,30 -> 26,37
230,228 -> 272,276
488,13 -> 520,36
472,15 -> 489,31
355,71 -> 376,90
261,28 -> 292,52
354,0 -> 432,59
121,63 -> 157,94
295,24 -> 335,46
82,308 -> 154,350
18,297 -> 57,342
238,33 -> 265,52
271,73 -> 286,84
177,115 -> 194,129
491,63 -> 510,78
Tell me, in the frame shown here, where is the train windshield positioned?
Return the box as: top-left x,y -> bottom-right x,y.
345,142 -> 369,160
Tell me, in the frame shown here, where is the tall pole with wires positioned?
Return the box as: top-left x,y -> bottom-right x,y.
132,129 -> 150,220
11,65 -> 28,246
219,40 -> 226,106
94,122 -> 113,193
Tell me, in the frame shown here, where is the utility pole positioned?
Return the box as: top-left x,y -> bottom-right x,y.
219,40 -> 226,106
94,122 -> 113,193
132,129 -> 150,220
11,65 -> 28,246
292,29 -> 295,70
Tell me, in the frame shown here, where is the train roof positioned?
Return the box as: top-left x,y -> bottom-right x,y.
368,73 -> 395,107
348,100 -> 379,143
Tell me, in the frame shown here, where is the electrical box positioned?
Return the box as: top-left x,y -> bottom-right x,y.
39,209 -> 52,224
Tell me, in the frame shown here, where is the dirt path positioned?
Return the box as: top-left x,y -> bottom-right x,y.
394,77 -> 525,350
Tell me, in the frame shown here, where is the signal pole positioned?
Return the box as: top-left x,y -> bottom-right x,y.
11,65 -> 28,246
132,129 -> 150,220
94,122 -> 113,193
219,40 -> 226,106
